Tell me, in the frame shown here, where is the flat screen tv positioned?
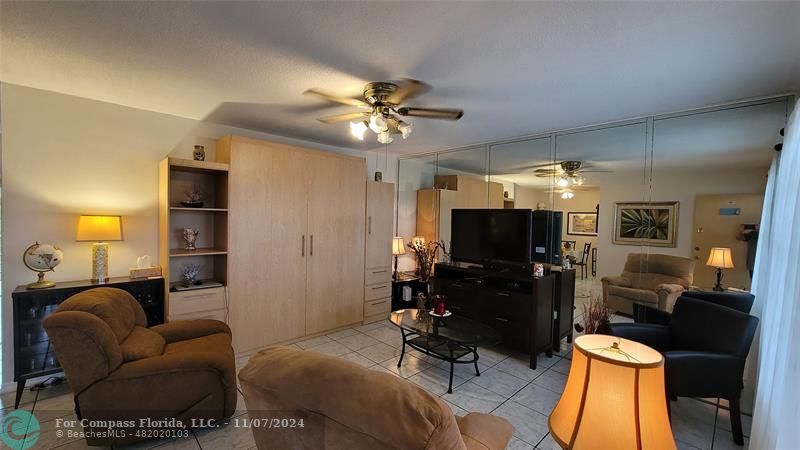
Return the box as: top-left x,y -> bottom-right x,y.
450,209 -> 532,271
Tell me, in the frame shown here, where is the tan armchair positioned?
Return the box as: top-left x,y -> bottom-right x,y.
602,253 -> 695,315
43,287 -> 236,446
239,346 -> 515,450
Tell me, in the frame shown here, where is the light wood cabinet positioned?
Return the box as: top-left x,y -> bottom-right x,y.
220,136 -> 366,353
306,154 -> 366,334
417,175 -> 504,249
363,181 -> 394,323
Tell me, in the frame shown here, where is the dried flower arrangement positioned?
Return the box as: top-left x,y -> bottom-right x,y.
407,239 -> 444,283
574,295 -> 613,335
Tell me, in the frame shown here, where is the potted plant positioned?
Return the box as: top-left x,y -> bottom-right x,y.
574,295 -> 613,335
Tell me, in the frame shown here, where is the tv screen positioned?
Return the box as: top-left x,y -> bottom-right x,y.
451,209 -> 532,270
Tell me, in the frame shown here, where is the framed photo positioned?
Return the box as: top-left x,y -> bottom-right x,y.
567,212 -> 598,236
613,202 -> 679,247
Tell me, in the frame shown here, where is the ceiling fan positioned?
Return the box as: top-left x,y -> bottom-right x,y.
534,160 -> 610,187
303,78 -> 463,144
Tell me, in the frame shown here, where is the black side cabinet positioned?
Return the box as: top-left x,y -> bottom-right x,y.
552,268 -> 576,352
11,276 -> 165,408
433,264 -> 554,369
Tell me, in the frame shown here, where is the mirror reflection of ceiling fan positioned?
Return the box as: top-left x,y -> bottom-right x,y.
303,78 -> 464,144
534,160 -> 611,187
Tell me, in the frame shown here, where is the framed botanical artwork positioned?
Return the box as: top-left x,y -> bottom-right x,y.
613,202 -> 679,247
567,212 -> 598,236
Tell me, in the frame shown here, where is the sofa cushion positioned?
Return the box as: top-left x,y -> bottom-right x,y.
238,346 -> 468,449
608,285 -> 658,304
120,326 -> 166,362
56,288 -> 138,342
164,332 -> 233,356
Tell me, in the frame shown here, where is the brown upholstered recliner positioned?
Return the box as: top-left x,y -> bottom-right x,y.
43,287 -> 236,446
602,253 -> 695,315
239,346 -> 515,450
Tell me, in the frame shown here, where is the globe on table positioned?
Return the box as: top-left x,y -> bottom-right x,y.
23,242 -> 63,289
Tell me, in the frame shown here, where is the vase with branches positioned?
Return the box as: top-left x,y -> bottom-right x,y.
408,239 -> 443,283
574,295 -> 613,335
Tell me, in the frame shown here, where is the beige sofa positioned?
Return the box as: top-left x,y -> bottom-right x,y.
238,346 -> 515,450
602,253 -> 695,315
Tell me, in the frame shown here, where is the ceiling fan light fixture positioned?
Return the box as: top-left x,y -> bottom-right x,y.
557,176 -> 570,188
398,122 -> 413,139
350,121 -> 368,141
377,131 -> 393,144
561,190 -> 575,200
573,174 -> 585,186
369,113 -> 389,133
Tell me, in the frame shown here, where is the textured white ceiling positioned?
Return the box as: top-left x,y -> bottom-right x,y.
2,1 -> 798,155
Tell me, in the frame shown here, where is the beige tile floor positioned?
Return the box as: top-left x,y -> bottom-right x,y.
3,279 -> 751,449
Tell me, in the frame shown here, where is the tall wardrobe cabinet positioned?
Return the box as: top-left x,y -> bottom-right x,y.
217,136 -> 366,353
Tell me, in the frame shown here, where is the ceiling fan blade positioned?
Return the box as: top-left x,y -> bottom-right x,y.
397,107 -> 463,120
317,112 -> 369,124
304,88 -> 369,108
387,79 -> 431,105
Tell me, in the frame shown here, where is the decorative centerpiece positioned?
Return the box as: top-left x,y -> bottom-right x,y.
407,238 -> 443,284
415,292 -> 430,321
180,184 -> 204,208
23,242 -> 63,289
183,228 -> 200,251
181,263 -> 201,287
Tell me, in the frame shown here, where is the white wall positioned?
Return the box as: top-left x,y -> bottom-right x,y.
0,83 -> 398,387
593,167 -> 767,281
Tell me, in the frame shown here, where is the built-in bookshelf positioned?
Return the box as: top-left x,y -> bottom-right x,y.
159,157 -> 229,322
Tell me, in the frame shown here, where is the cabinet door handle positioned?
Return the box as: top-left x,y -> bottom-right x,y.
451,283 -> 463,288
302,235 -> 305,257
450,305 -> 463,310
497,292 -> 510,297
368,216 -> 372,235
371,269 -> 388,274
310,235 -> 314,256
495,317 -> 510,323
181,293 -> 216,300
370,300 -> 388,305
371,285 -> 387,290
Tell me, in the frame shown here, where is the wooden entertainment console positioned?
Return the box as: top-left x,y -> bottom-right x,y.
433,263 -> 558,369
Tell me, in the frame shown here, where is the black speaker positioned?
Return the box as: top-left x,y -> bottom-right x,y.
531,210 -> 562,264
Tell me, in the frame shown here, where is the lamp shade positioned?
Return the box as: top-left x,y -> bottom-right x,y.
706,247 -> 734,269
76,215 -> 123,242
549,334 -> 675,450
392,237 -> 406,255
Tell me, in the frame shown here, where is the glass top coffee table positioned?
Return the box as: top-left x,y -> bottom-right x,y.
389,309 -> 502,393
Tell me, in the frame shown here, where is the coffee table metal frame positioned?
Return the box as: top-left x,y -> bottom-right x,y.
397,328 -> 481,394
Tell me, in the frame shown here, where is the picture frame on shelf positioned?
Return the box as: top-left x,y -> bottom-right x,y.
613,201 -> 679,247
566,212 -> 598,236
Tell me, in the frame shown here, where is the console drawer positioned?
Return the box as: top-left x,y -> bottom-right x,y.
170,308 -> 226,323
365,267 -> 392,285
365,282 -> 392,301
364,297 -> 391,317
169,287 -> 225,316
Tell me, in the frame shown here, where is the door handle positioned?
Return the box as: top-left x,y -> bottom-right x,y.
310,235 -> 314,256
495,317 -> 510,323
302,235 -> 305,257
368,216 -> 372,235
497,292 -> 510,297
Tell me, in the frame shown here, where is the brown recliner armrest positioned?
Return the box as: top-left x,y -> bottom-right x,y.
655,283 -> 687,312
150,319 -> 232,343
457,413 -> 515,450
601,275 -> 632,287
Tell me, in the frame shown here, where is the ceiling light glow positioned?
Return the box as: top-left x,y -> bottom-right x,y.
350,121 -> 368,140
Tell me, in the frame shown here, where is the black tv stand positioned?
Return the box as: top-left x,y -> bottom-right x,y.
433,263 -> 554,369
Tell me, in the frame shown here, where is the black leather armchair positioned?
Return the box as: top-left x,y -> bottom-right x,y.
681,290 -> 755,314
609,297 -> 758,445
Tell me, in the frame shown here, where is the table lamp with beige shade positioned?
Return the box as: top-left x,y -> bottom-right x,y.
392,237 -> 406,279
549,334 -> 676,450
706,247 -> 734,291
76,215 -> 123,283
